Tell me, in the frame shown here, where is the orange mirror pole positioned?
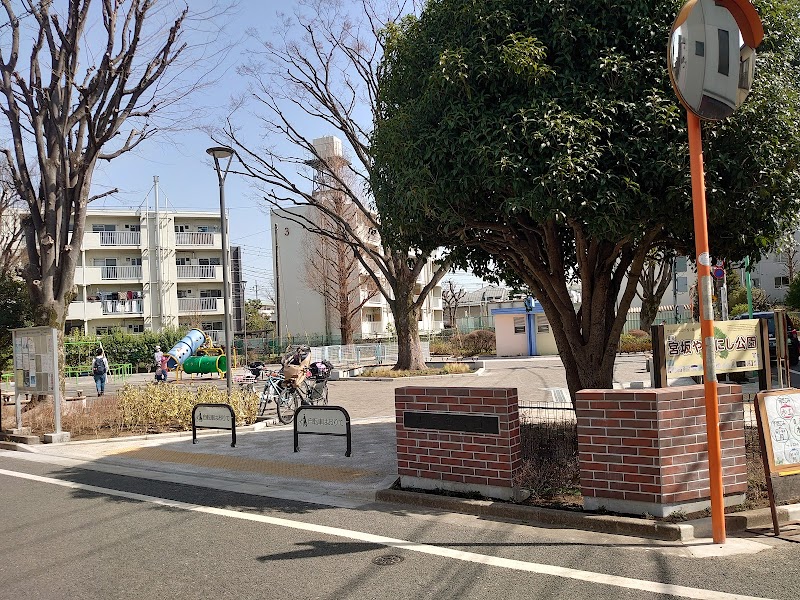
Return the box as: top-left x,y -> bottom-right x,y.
687,112 -> 726,544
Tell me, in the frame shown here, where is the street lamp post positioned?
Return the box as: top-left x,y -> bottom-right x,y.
207,146 -> 235,398
241,280 -> 248,366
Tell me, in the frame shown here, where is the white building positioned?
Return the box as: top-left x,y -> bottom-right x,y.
65,208 -> 243,342
271,135 -> 444,341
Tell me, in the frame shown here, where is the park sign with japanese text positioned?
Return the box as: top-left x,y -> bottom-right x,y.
665,320 -> 762,377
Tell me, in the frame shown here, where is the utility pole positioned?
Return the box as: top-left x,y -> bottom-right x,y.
274,222 -> 281,351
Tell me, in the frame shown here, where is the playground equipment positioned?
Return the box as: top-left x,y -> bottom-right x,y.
165,329 -> 207,369
166,328 -> 230,379
182,355 -> 228,376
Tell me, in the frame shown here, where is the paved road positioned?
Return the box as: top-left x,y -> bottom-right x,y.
2,355 -> 800,599
1,457 -> 799,600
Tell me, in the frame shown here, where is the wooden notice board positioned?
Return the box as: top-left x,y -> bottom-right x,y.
754,389 -> 800,535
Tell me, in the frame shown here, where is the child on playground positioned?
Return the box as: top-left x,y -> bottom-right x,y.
159,353 -> 170,382
154,346 -> 169,382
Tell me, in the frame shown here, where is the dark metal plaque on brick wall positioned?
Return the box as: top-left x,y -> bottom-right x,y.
403,411 -> 499,434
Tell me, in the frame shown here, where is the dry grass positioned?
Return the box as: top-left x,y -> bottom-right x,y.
1,383 -> 259,440
361,363 -> 472,378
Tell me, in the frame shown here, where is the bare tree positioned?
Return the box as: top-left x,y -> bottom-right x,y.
0,167 -> 23,275
442,280 -> 466,328
636,253 -> 674,332
776,233 -> 800,282
224,0 -> 449,370
0,1 -> 228,331
302,179 -> 378,344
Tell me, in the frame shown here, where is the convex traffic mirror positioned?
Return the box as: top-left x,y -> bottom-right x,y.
668,0 -> 763,121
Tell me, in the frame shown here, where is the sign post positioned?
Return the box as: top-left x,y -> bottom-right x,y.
294,405 -> 351,457
668,0 -> 764,543
11,326 -> 68,442
192,403 -> 236,447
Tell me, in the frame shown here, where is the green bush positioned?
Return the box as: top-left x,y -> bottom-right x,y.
66,327 -> 189,372
730,303 -> 750,317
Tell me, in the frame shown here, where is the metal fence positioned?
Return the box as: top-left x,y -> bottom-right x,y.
236,337 -> 431,368
623,306 -> 693,333
309,341 -> 430,367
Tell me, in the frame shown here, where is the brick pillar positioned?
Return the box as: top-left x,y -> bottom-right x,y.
395,387 -> 522,501
576,384 -> 747,517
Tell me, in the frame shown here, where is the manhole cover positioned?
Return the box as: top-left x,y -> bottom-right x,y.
372,554 -> 404,566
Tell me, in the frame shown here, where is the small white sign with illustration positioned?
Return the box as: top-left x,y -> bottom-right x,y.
194,404 -> 234,429
296,408 -> 347,435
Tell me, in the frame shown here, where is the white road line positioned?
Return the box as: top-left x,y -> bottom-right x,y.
0,468 -> 775,600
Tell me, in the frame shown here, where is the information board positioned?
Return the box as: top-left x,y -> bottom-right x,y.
664,320 -> 762,377
755,390 -> 800,476
12,327 -> 58,394
754,390 -> 800,535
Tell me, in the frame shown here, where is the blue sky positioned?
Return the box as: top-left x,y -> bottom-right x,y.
85,0 -> 488,301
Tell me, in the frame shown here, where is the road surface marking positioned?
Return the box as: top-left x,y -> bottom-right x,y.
0,468 -> 775,600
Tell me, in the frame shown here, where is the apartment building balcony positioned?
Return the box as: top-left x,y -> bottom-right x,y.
176,265 -> 219,280
178,297 -> 221,314
362,322 -> 386,335
66,299 -> 103,321
101,299 -> 144,315
360,290 -> 385,307
175,232 -> 219,247
100,266 -> 142,281
83,231 -> 141,249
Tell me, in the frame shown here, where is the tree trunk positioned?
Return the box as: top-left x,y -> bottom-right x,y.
391,280 -> 426,370
638,295 -> 662,333
340,311 -> 354,345
394,304 -> 424,371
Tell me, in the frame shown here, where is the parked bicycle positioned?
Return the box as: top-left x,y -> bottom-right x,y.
258,370 -> 305,425
258,359 -> 334,424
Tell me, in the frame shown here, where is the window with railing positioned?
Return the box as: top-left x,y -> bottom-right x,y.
176,264 -> 216,279
178,297 -> 219,313
101,265 -> 142,280
176,231 -> 215,246
99,230 -> 140,246
102,299 -> 144,314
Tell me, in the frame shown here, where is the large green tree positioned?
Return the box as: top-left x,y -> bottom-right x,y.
373,0 -> 800,399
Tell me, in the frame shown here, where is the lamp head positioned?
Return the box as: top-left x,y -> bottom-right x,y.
206,146 -> 234,159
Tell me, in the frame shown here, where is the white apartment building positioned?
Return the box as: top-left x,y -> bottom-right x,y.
271,135 -> 444,341
65,208 -> 243,342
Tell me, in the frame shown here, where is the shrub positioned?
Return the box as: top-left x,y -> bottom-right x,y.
628,329 -> 648,338
730,303 -> 750,317
618,332 -> 652,353
515,419 -> 580,499
460,329 -> 496,355
66,327 -> 190,372
430,339 -> 455,355
117,383 -> 258,433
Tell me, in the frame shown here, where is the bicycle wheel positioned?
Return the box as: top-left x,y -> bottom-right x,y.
276,386 -> 302,424
309,380 -> 328,405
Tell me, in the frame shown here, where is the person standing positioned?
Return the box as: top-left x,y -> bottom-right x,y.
154,345 -> 164,382
159,352 -> 170,382
92,348 -> 109,397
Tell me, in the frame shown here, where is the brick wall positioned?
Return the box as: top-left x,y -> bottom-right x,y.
395,387 -> 522,500
576,384 -> 747,516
